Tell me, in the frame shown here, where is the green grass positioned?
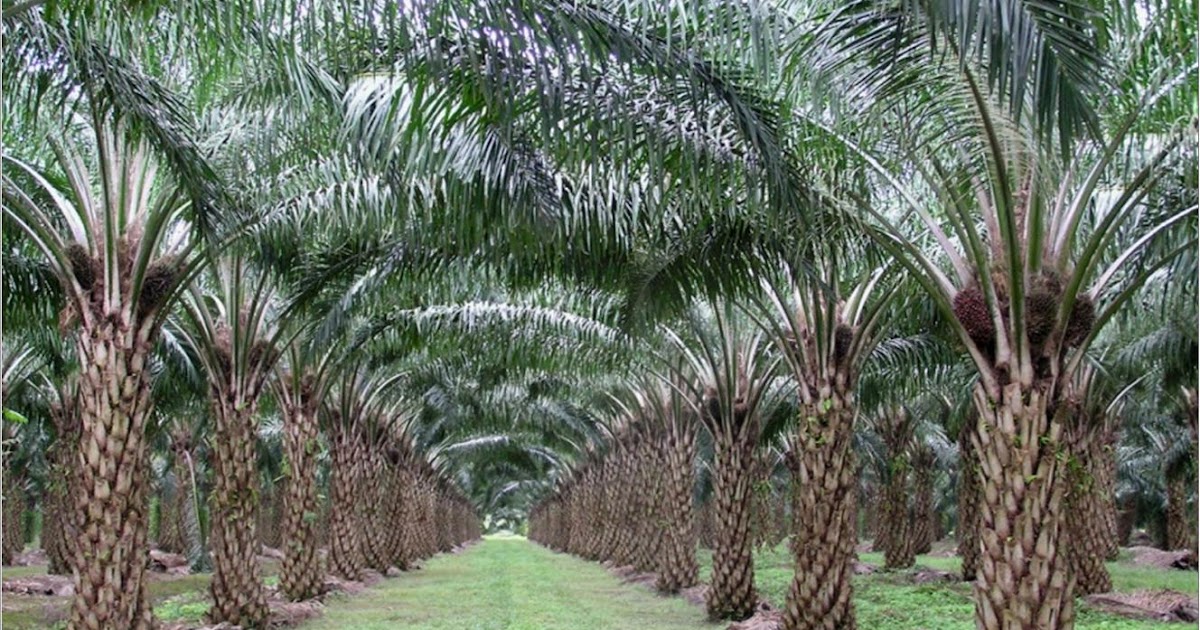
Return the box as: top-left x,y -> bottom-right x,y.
2,539 -> 1194,629
302,535 -> 718,630
0,555 -> 279,628
697,543 -> 1197,630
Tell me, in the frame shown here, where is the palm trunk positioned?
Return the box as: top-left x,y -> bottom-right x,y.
1065,417 -> 1112,596
872,493 -> 891,554
971,383 -> 1073,630
393,468 -> 418,570
435,492 -> 454,553
379,465 -> 404,569
43,466 -> 72,573
1116,495 -> 1135,548
177,446 -> 209,572
705,424 -> 758,621
656,419 -> 699,594
1165,473 -> 1191,552
45,398 -> 80,574
1093,431 -> 1119,561
595,460 -> 619,561
610,442 -> 636,567
958,426 -> 981,582
155,470 -> 185,554
750,453 -> 774,551
878,408 -> 915,570
258,481 -> 283,550
781,400 -> 857,630
3,473 -> 25,564
359,448 -> 390,571
634,437 -> 663,574
911,448 -> 936,555
207,399 -> 269,627
328,423 -> 364,580
68,329 -> 157,630
280,400 -> 323,600
883,465 -> 914,569
772,493 -> 788,548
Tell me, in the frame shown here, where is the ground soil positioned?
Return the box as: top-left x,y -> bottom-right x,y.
1083,589 -> 1199,622
1127,547 -> 1197,570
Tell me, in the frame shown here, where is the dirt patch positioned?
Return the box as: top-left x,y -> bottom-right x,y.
2,574 -> 74,596
1084,589 -> 1199,622
359,569 -> 384,587
1127,547 -> 1197,570
270,598 -> 325,626
1130,531 -> 1156,547
853,561 -> 877,575
619,571 -> 658,588
11,549 -> 48,566
911,569 -> 959,584
681,584 -> 709,607
150,550 -> 190,573
928,541 -> 959,558
608,564 -> 638,579
322,575 -> 368,596
311,572 -> 384,595
725,601 -> 781,630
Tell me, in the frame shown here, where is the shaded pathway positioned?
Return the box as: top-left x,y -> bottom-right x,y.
302,535 -> 715,629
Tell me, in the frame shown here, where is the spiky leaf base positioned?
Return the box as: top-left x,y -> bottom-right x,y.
781,400 -> 857,630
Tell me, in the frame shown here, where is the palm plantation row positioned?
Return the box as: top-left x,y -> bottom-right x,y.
2,0 -> 1196,629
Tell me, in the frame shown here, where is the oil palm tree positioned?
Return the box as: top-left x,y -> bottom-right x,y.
174,254 -> 288,626
270,342 -> 338,600
790,2 -> 1197,622
744,261 -> 896,629
664,302 -> 785,621
3,117 -> 214,629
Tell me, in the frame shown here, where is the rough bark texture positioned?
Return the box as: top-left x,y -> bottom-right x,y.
781,400 -> 857,630
207,399 -> 269,627
871,486 -> 891,555
155,474 -> 185,554
911,446 -> 936,555
958,425 -> 982,582
877,408 -> 915,571
972,383 -> 1073,630
68,327 -> 158,630
883,465 -> 914,569
656,420 -> 699,594
43,468 -> 73,573
156,434 -> 191,556
280,399 -> 323,601
1093,430 -> 1120,561
393,469 -> 418,570
1064,422 -> 1112,596
705,422 -> 758,621
360,449 -> 390,571
3,473 -> 25,564
633,435 -> 664,574
45,397 -> 80,574
1116,496 -> 1135,548
327,424 -> 364,580
258,482 -> 283,550
1165,474 -> 1191,552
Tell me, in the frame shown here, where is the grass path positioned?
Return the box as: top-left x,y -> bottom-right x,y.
301,535 -> 716,630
